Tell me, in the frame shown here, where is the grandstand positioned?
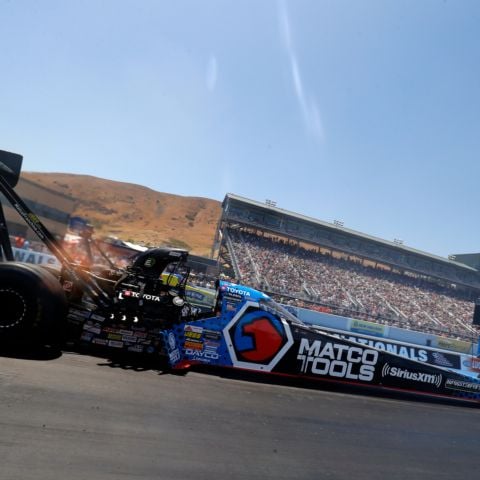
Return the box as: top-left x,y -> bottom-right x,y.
215,194 -> 480,341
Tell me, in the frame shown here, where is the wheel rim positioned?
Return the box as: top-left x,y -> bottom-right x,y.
0,289 -> 27,329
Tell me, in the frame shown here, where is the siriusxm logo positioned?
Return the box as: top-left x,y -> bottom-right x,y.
382,364 -> 442,388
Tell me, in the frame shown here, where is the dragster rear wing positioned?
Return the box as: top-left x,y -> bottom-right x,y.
0,150 -> 22,188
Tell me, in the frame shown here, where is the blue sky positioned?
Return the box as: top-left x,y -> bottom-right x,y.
1,0 -> 479,257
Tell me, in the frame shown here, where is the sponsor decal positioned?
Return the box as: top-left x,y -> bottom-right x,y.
169,348 -> 181,363
107,340 -> 124,348
222,285 -> 251,298
80,332 -> 93,342
233,313 -> 283,362
184,325 -> 203,334
67,315 -> 85,325
103,327 -> 118,334
168,332 -> 176,350
226,303 -> 237,312
185,348 -> 220,361
132,326 -> 146,332
462,356 -> 480,373
107,333 -> 122,341
122,335 -> 137,344
185,340 -> 203,350
83,325 -> 102,335
128,345 -> 144,353
14,208 -> 48,243
118,290 -> 163,303
445,379 -> 480,394
186,290 -> 205,301
185,331 -> 202,340
430,352 -> 455,368
204,330 -> 221,341
297,339 -> 378,382
90,313 -> 105,322
381,364 -> 442,388
69,308 -> 89,318
224,301 -> 294,372
144,257 -> 156,267
119,329 -> 133,336
133,331 -> 147,338
92,338 -> 108,346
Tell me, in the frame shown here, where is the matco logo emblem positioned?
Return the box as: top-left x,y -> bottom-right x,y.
223,301 -> 293,372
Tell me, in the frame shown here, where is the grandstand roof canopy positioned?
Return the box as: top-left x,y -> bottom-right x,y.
221,193 -> 480,289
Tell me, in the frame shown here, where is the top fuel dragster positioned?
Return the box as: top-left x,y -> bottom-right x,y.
1,149 -> 479,405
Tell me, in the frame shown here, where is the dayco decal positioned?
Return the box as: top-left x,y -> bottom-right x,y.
297,339 -> 378,382
337,334 -> 428,362
185,348 -> 220,360
381,364 -> 442,388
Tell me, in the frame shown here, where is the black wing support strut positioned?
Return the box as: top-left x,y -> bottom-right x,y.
0,156 -> 110,307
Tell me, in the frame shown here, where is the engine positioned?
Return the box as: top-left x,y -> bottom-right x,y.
113,247 -> 190,326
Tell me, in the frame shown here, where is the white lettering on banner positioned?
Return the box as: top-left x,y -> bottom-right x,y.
13,247 -> 60,267
297,339 -> 378,382
338,334 -> 429,363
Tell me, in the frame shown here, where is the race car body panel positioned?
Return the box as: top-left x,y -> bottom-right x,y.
169,281 -> 480,404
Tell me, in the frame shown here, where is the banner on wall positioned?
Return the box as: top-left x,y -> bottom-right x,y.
435,337 -> 474,354
349,319 -> 387,337
12,247 -> 61,267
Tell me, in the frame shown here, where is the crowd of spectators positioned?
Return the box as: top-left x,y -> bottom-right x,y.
226,229 -> 478,341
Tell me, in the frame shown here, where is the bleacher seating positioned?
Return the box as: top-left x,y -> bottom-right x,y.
225,229 -> 478,340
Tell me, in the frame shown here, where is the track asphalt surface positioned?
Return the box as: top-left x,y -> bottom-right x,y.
1,351 -> 479,480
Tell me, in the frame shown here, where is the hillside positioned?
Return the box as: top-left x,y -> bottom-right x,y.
22,172 -> 222,257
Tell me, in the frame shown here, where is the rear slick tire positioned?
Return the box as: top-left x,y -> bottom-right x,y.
0,262 -> 68,351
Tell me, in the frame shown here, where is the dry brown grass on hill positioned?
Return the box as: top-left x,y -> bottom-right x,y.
23,172 -> 222,257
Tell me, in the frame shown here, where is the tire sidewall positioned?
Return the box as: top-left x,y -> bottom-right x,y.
0,263 -> 67,348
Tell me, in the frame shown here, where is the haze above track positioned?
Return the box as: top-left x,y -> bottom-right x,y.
1,353 -> 478,480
